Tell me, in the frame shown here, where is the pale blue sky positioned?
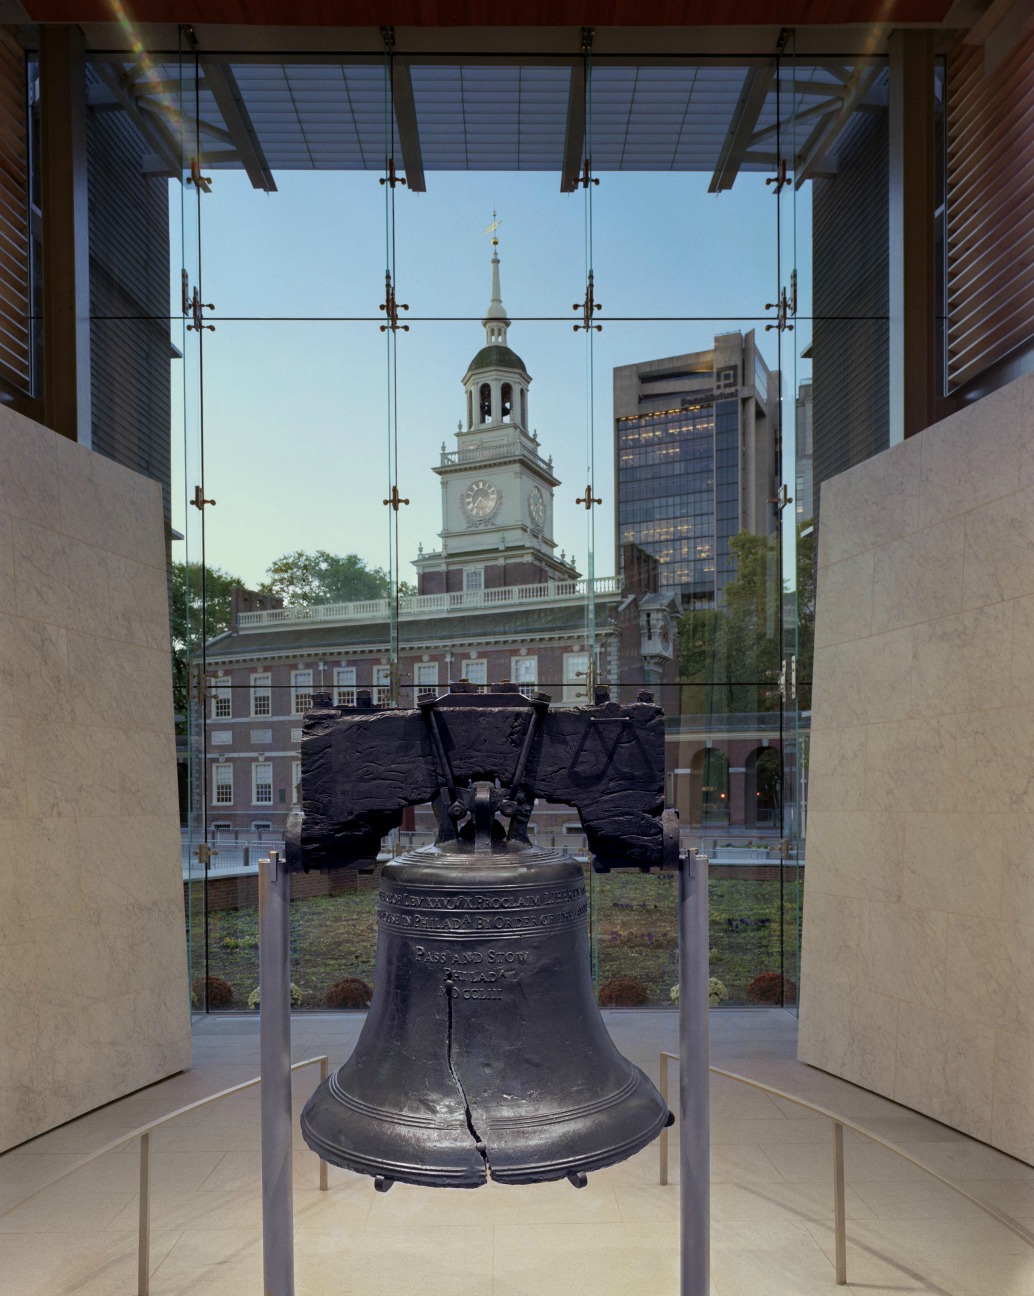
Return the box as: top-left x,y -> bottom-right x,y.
171,168 -> 811,591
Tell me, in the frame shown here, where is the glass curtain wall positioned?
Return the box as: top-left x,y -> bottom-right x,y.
94,33 -> 887,1014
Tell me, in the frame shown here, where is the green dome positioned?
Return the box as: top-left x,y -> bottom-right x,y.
465,344 -> 527,376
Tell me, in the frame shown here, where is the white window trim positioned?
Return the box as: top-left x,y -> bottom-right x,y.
414,661 -> 440,688
252,761 -> 273,806
462,658 -> 488,687
211,679 -> 232,719
511,655 -> 538,697
334,666 -> 357,707
213,763 -> 233,806
250,672 -> 272,717
291,669 -> 314,715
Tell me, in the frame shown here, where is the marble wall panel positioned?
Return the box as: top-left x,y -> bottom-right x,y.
893,1003 -> 995,1143
991,1030 -> 1034,1164
814,550 -> 874,648
819,435 -> 922,567
0,406 -> 190,1152
909,604 -> 1013,717
801,370 -> 1034,1165
917,382 -> 1023,528
870,518 -> 965,635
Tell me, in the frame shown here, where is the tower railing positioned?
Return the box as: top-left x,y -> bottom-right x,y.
236,575 -> 620,629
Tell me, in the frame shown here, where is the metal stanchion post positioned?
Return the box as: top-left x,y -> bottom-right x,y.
137,1130 -> 151,1296
679,851 -> 710,1296
833,1120 -> 847,1285
259,850 -> 295,1296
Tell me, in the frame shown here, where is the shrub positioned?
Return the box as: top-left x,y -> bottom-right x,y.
745,971 -> 796,1004
324,977 -> 373,1009
598,976 -> 650,1007
248,984 -> 304,1010
192,976 -> 234,1009
670,977 -> 729,1006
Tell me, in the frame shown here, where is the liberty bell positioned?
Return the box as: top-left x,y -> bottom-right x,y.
287,681 -> 680,1189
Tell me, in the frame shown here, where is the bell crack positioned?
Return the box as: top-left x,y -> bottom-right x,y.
445,971 -> 490,1174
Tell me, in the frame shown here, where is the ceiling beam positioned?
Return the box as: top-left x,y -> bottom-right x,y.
200,58 -> 277,192
794,62 -> 882,187
560,58 -> 585,193
92,58 -> 181,177
709,64 -> 773,193
391,58 -> 425,193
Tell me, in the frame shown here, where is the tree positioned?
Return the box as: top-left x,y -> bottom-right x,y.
170,562 -> 244,725
677,531 -> 782,714
259,550 -> 413,605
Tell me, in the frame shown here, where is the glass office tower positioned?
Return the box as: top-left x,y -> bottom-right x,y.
614,331 -> 778,609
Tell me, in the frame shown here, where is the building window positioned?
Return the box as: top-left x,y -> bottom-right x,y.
520,387 -> 527,427
334,666 -> 356,707
479,382 -> 491,422
292,669 -> 313,714
211,678 -> 231,718
251,672 -> 271,716
253,762 -> 273,805
462,659 -> 488,688
464,568 -> 483,592
512,655 -> 538,696
564,653 -> 590,703
501,382 -> 512,421
213,763 -> 233,805
373,665 -> 392,704
414,662 -> 439,691
292,761 -> 301,803
467,389 -> 473,429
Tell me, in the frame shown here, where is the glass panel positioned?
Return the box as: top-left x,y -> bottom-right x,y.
159,44 -> 886,1016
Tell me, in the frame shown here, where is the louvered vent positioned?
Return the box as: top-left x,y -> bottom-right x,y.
947,33 -> 1034,390
0,29 -> 30,394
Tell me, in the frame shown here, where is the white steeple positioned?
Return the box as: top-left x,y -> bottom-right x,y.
483,238 -> 510,345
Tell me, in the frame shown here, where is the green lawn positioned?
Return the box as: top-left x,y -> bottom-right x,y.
201,870 -> 798,1009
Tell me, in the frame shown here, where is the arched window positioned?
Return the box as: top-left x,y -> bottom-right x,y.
479,383 -> 491,422
501,382 -> 512,422
520,387 -> 527,427
467,389 -> 473,429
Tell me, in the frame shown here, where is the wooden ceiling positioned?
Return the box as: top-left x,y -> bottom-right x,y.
21,1 -> 957,28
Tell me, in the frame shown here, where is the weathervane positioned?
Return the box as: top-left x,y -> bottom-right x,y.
483,211 -> 502,245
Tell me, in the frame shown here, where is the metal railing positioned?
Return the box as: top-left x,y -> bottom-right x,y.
236,575 -> 620,628
659,1052 -> 1034,1287
0,1055 -> 330,1296
439,433 -> 552,473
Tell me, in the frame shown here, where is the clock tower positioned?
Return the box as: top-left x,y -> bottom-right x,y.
414,240 -> 578,596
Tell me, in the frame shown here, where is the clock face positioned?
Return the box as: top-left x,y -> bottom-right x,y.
462,479 -> 500,523
528,486 -> 546,531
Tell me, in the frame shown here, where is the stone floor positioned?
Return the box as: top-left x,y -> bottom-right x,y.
1,1009 -> 1033,1295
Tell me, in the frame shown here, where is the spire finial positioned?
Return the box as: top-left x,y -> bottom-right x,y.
482,213 -> 509,344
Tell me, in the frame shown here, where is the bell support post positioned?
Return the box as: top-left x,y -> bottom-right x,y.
259,848 -> 295,1296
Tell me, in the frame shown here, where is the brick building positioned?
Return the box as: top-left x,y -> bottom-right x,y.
202,248 -> 681,839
